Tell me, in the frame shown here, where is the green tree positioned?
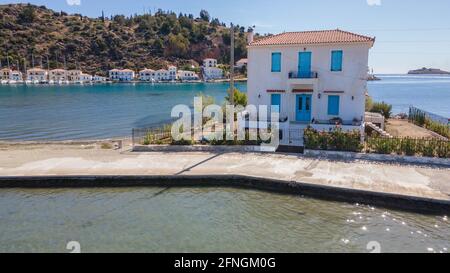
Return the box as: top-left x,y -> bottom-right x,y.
164,33 -> 190,58
226,88 -> 248,106
199,10 -> 210,22
18,5 -> 36,24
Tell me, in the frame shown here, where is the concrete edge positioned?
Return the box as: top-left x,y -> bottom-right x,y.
304,149 -> 450,167
132,145 -> 276,153
0,175 -> 449,215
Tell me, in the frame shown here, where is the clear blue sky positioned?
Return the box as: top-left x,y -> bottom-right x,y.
2,0 -> 450,74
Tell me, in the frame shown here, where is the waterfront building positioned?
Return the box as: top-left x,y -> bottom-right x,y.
203,58 -> 218,68
93,75 -> 107,82
177,70 -> 200,82
67,70 -> 82,82
26,68 -> 48,83
168,65 -> 177,81
247,29 -> 375,147
155,69 -> 169,82
0,68 -> 12,81
139,69 -> 156,82
49,69 -> 68,83
78,73 -> 93,83
109,69 -> 135,82
202,58 -> 223,80
10,70 -> 23,82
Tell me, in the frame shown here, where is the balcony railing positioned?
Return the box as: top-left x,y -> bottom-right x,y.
288,71 -> 318,79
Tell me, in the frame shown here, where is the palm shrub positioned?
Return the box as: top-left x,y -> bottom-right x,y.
370,102 -> 393,119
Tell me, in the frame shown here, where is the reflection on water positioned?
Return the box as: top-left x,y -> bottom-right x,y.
0,187 -> 448,253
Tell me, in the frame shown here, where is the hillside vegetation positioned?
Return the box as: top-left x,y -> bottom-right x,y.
0,4 -> 250,75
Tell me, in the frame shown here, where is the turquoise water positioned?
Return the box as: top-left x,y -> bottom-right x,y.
0,187 -> 448,253
0,75 -> 448,141
0,82 -> 246,141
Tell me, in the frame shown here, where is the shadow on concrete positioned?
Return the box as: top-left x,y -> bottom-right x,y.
175,152 -> 224,176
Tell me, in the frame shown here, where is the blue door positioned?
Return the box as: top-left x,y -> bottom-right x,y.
296,94 -> 312,122
271,94 -> 281,113
298,52 -> 312,78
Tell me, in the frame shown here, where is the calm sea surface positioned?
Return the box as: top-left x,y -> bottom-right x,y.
0,187 -> 448,253
0,75 -> 449,141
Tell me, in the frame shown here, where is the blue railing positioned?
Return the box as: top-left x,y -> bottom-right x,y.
288,71 -> 318,79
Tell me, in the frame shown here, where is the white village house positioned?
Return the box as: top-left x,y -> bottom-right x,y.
109,69 -> 135,82
168,65 -> 177,81
247,29 -> 375,147
177,70 -> 199,82
27,68 -> 48,83
202,58 -> 223,80
139,69 -> 155,82
49,69 -> 68,83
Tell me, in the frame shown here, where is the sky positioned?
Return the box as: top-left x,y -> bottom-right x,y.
2,0 -> 450,74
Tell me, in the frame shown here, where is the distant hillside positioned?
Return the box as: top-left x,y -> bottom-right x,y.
0,4 -> 250,75
408,67 -> 450,75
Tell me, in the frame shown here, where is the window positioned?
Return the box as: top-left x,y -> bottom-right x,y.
305,96 -> 311,111
271,52 -> 281,72
331,50 -> 343,72
327,95 -> 340,116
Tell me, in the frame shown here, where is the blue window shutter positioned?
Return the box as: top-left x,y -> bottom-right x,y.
271,94 -> 281,113
328,96 -> 340,115
271,53 -> 281,72
331,50 -> 343,71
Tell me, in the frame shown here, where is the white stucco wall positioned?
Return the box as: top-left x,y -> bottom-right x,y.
247,43 -> 372,123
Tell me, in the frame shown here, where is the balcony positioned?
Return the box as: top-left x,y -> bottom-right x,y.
288,71 -> 319,85
288,71 -> 318,79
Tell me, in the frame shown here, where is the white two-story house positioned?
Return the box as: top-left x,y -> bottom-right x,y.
109,69 -> 135,82
247,29 -> 375,146
202,58 -> 223,81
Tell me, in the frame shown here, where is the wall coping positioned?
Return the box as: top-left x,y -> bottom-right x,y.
304,149 -> 450,167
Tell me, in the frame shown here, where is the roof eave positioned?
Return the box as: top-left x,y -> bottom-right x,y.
248,40 -> 375,48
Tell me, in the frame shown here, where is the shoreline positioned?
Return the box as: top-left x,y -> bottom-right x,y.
0,78 -> 248,86
0,142 -> 449,215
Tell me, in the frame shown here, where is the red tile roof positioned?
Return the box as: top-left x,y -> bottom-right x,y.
249,29 -> 375,46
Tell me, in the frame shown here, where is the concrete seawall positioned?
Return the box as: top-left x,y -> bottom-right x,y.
1,175 -> 449,215
0,143 -> 449,215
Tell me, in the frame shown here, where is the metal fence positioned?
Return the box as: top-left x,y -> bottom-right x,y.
132,127 -> 172,146
366,136 -> 449,158
409,106 -> 449,126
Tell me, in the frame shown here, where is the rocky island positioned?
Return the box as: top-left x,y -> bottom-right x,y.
408,67 -> 450,75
